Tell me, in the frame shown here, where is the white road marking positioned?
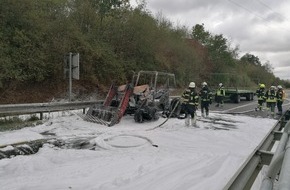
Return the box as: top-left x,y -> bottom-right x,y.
221,101 -> 256,113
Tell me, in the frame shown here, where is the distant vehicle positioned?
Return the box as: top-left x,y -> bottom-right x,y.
210,73 -> 255,103
222,87 -> 255,103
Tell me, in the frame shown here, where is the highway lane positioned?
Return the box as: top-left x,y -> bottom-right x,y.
210,89 -> 290,118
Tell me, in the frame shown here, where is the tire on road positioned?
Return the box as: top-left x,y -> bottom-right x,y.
234,94 -> 240,103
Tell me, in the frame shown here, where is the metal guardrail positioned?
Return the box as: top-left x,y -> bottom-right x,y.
224,109 -> 290,190
260,120 -> 290,189
0,101 -> 101,119
278,129 -> 290,190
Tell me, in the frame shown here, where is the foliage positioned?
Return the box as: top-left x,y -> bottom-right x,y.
191,23 -> 289,89
191,24 -> 237,77
240,53 -> 261,66
0,0 -> 289,103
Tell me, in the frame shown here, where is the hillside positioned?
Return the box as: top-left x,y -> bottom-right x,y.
0,0 -> 289,104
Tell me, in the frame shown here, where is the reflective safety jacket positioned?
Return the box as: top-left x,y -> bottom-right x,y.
181,88 -> 199,106
276,89 -> 285,101
256,88 -> 266,101
265,89 -> 277,103
216,86 -> 225,97
199,86 -> 212,102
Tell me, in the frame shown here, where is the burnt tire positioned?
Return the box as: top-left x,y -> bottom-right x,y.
134,110 -> 144,123
134,106 -> 159,123
169,98 -> 183,117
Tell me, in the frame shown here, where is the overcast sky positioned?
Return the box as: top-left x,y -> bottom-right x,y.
130,0 -> 290,80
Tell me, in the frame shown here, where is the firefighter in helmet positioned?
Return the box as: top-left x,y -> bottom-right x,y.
255,83 -> 266,111
180,82 -> 199,127
276,85 -> 286,115
265,86 -> 277,117
199,82 -> 212,117
215,83 -> 225,107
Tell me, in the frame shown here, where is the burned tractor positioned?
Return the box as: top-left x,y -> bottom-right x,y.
83,71 -> 176,126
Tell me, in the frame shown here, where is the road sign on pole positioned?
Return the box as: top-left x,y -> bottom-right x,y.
64,53 -> 80,101
72,53 -> 79,80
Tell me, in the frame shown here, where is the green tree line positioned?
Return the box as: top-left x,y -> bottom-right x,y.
0,0 -> 289,103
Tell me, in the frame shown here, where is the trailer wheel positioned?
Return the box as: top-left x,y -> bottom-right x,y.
246,94 -> 251,101
234,95 -> 240,103
246,93 -> 254,101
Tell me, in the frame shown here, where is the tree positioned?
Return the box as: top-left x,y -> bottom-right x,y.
191,24 -> 236,73
98,0 -> 129,28
191,23 -> 210,46
263,61 -> 273,73
1,0 -> 289,103
240,53 -> 261,66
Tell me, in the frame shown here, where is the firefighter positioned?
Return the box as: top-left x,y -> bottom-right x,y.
215,83 -> 225,107
255,83 -> 266,111
265,86 -> 277,117
276,85 -> 286,115
180,82 -> 199,127
199,82 -> 212,117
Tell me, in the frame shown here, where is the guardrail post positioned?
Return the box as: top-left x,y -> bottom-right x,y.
277,128 -> 290,190
39,112 -> 43,120
260,120 -> 290,190
277,146 -> 290,190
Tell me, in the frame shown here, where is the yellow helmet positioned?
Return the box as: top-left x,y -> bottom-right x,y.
260,84 -> 265,88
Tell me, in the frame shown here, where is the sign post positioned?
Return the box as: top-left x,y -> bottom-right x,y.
64,53 -> 80,101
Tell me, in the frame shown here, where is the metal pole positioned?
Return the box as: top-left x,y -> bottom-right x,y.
277,123 -> 290,190
260,153 -> 284,190
227,155 -> 261,190
260,121 -> 290,190
69,52 -> 72,102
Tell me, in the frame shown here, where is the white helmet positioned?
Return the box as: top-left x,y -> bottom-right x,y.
277,85 -> 282,89
219,83 -> 223,87
202,82 -> 207,86
189,82 -> 196,88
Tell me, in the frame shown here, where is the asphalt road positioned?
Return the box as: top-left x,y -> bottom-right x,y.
210,89 -> 290,118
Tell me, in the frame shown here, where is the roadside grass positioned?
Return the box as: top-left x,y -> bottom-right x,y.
0,115 -> 43,132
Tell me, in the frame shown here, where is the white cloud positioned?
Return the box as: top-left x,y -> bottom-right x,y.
130,0 -> 290,80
